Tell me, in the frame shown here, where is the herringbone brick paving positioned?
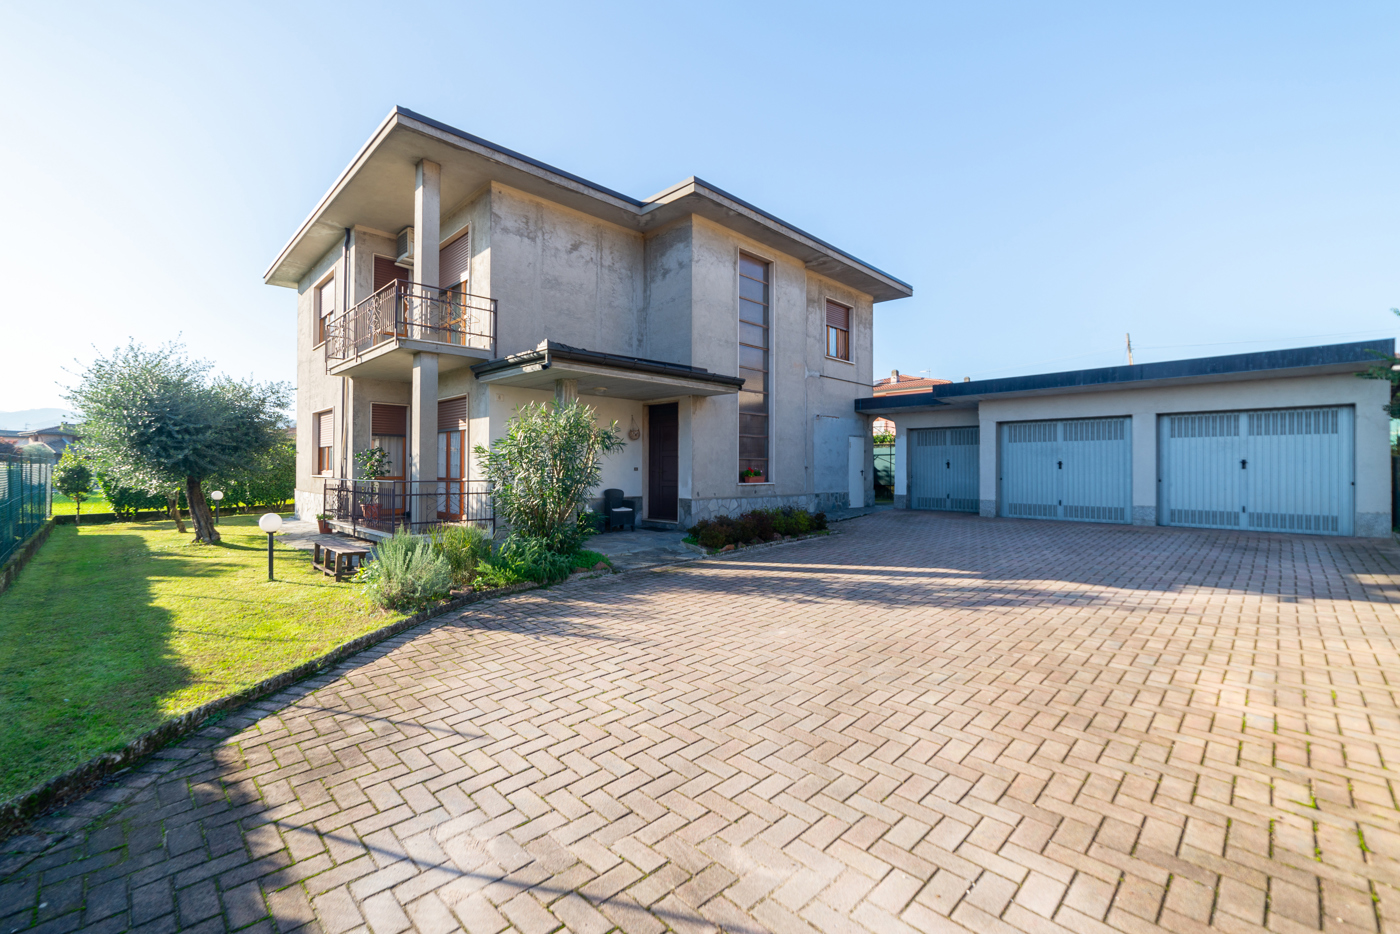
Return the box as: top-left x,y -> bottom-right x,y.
3,511 -> 1400,934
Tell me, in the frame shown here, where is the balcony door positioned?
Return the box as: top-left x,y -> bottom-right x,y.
437,396 -> 468,520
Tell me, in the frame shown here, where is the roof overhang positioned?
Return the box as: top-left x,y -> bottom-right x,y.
855,339 -> 1395,416
264,108 -> 913,302
470,342 -> 745,401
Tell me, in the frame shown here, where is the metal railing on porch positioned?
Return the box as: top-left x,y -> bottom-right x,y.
324,281 -> 496,369
322,478 -> 493,537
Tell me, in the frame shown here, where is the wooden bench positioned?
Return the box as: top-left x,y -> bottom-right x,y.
312,538 -> 371,582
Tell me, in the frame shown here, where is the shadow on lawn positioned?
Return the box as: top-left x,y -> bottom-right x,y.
0,526 -> 195,802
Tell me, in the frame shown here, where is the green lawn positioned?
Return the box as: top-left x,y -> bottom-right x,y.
51,493 -> 112,516
0,515 -> 403,800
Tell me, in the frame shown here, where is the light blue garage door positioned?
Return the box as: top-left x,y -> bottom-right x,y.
908,427 -> 979,512
1158,407 -> 1354,536
999,417 -> 1132,523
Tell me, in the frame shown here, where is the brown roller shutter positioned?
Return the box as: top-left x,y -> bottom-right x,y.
374,256 -> 409,292
317,410 -> 334,445
826,300 -> 850,329
371,404 -> 407,436
438,231 -> 470,288
438,396 -> 468,431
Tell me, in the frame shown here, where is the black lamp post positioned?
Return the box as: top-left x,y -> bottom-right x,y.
258,513 -> 282,580
211,490 -> 223,525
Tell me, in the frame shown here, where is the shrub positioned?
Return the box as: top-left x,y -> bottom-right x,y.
357,528 -> 452,611
430,524 -> 492,587
475,535 -> 576,589
97,472 -> 168,519
688,507 -> 826,550
474,400 -> 624,554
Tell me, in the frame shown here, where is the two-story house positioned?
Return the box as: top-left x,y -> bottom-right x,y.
265,108 -> 912,531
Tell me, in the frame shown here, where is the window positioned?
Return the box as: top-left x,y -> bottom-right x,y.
315,410 -> 334,475
315,275 -> 336,345
826,300 -> 850,361
370,404 -> 408,480
738,254 -> 770,481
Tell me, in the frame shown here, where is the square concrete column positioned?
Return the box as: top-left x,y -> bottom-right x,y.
414,160 -> 440,289
411,352 -> 439,487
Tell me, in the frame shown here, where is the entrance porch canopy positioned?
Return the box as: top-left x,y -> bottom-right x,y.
470,341 -> 744,401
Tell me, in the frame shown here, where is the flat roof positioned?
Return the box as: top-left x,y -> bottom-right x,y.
855,339 -> 1395,415
265,108 -> 913,302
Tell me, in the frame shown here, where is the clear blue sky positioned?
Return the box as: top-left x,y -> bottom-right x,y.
3,1 -> 1396,410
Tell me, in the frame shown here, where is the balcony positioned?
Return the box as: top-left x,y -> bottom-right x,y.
324,281 -> 496,379
322,478 -> 493,537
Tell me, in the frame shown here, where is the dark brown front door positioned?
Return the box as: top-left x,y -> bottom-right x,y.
648,403 -> 679,521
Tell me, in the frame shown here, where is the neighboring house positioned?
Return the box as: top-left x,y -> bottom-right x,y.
858,341 -> 1393,538
873,369 -> 952,397
265,107 -> 912,530
0,425 -> 80,458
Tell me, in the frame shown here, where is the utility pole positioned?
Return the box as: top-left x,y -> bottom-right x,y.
1125,333 -> 1135,366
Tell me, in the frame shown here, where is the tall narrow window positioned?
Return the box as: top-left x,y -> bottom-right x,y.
315,409 -> 334,475
316,275 -> 336,344
738,254 -> 770,481
826,300 -> 850,361
370,404 -> 408,480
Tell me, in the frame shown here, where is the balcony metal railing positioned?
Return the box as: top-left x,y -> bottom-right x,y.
325,281 -> 496,369
322,478 -> 493,536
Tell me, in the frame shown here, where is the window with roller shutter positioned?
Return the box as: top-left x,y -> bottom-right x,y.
826,300 -> 850,361
438,231 -> 470,289
315,409 -> 334,475
370,404 -> 408,479
374,256 -> 409,293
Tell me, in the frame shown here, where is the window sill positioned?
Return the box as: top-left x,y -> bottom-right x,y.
737,482 -> 776,487
825,355 -> 854,365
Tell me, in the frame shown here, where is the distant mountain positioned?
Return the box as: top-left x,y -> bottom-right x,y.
0,408 -> 79,431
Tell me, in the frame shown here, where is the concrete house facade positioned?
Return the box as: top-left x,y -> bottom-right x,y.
265,108 -> 912,531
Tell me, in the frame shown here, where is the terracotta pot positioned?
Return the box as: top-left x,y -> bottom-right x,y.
740,475 -> 766,484
359,504 -> 382,520
317,519 -> 332,534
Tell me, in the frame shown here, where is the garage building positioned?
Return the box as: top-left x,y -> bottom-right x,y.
856,340 -> 1392,538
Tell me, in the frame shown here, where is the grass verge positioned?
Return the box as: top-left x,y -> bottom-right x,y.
0,514 -> 402,800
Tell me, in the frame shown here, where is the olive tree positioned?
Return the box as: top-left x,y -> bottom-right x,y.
474,400 -> 624,553
66,342 -> 291,544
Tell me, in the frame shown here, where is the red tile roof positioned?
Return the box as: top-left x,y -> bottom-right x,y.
873,373 -> 952,394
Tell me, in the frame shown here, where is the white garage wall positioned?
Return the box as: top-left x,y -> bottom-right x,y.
889,372 -> 1391,537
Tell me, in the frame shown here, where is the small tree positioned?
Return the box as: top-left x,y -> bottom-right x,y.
1359,308 -> 1400,422
475,400 -> 624,553
53,451 -> 94,525
66,342 -> 290,544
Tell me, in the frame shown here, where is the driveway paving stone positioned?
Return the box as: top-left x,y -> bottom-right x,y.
3,511 -> 1400,934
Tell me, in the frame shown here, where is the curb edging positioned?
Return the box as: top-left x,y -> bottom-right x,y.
0,580 -> 540,843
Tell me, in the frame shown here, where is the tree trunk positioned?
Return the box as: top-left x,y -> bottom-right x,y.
74,496 -> 81,526
186,477 -> 221,544
167,494 -> 187,533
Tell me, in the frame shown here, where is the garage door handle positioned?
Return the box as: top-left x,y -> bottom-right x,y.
1240,459 -> 1247,469
1057,461 -> 1062,469
946,461 -> 951,469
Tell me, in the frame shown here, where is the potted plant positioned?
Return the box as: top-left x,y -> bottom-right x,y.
354,447 -> 393,520
740,468 -> 766,484
315,512 -> 333,534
